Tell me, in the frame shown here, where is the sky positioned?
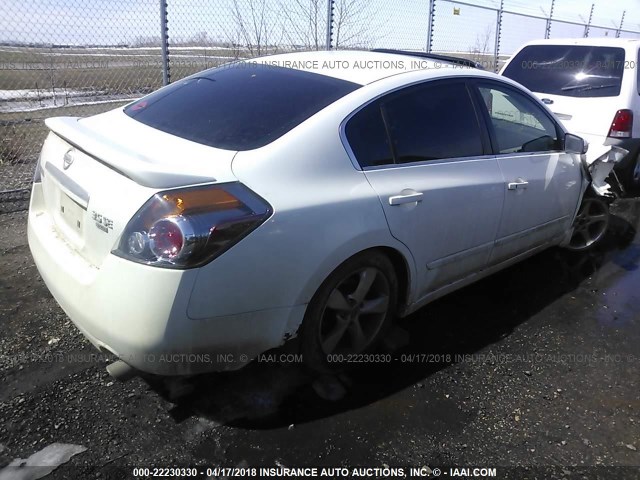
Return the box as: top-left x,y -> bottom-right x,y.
0,0 -> 638,55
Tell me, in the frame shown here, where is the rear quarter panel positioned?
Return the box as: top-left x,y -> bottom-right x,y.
187,94 -> 417,323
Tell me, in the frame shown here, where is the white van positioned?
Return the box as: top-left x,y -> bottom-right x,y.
501,38 -> 640,191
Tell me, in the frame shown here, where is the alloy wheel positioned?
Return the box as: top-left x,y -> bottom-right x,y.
318,267 -> 391,355
568,198 -> 609,250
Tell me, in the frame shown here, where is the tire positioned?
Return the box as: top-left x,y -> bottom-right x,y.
564,196 -> 610,251
300,251 -> 398,373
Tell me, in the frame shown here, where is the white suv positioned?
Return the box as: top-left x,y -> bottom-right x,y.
501,38 -> 640,191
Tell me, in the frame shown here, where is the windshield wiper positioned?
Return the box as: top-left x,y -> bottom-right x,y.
561,83 -> 617,92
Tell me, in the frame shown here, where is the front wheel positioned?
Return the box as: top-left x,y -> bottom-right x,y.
300,251 -> 398,373
565,196 -> 610,251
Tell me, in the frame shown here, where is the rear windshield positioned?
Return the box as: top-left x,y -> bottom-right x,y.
503,45 -> 625,98
124,63 -> 361,151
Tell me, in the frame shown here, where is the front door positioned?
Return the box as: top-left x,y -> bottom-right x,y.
472,80 -> 583,264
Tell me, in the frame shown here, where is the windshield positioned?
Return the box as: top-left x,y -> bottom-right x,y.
502,45 -> 625,98
125,62 -> 361,151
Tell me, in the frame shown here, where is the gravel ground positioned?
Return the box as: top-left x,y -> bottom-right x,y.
1,201 -> 639,480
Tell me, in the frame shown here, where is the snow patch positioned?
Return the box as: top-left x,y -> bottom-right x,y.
0,443 -> 87,480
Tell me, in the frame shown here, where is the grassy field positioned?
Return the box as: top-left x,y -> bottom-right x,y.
0,45 -> 243,191
0,45 -> 241,91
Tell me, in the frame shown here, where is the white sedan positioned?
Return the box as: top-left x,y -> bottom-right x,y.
28,50 -> 624,377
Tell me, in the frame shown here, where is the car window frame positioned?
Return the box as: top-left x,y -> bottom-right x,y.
341,97 -> 395,170
469,79 -> 565,157
340,77 -> 494,171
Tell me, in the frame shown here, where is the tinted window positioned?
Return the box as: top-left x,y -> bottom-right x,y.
345,81 -> 484,167
344,102 -> 393,168
478,83 -> 561,154
503,45 -> 625,98
125,63 -> 361,151
384,82 -> 484,163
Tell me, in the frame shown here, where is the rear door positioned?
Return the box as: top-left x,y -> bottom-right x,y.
471,79 -> 583,264
344,79 -> 504,298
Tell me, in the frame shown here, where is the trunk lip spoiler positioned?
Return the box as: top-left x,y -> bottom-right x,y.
44,117 -> 218,189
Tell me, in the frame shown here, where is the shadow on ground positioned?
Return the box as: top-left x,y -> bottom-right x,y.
145,201 -> 638,432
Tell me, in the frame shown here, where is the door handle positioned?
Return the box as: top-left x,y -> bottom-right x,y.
389,192 -> 423,205
507,180 -> 529,190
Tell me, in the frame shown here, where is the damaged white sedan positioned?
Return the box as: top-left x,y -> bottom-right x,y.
28,50 -> 625,377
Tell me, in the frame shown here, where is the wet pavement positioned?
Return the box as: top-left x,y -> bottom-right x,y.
0,201 -> 639,479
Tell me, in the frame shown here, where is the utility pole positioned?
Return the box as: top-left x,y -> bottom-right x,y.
160,0 -> 170,85
325,0 -> 335,50
493,0 -> 503,72
426,0 -> 436,53
583,4 -> 594,37
545,0 -> 555,39
616,10 -> 626,38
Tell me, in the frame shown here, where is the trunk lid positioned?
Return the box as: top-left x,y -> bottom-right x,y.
47,109 -> 238,188
37,109 -> 238,268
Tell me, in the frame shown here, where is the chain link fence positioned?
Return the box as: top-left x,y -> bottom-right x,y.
430,0 -> 640,71
0,0 -> 163,209
500,12 -> 548,64
1,0 -> 640,207
431,1 -> 498,63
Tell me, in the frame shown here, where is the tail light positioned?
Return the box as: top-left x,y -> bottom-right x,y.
113,183 -> 272,269
608,109 -> 633,138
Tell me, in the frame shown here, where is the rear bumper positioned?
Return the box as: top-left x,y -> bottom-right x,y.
28,184 -> 304,375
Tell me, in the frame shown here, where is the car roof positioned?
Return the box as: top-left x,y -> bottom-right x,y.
518,37 -> 640,48
248,50 -> 480,85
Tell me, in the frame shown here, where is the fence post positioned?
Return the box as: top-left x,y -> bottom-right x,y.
160,0 -> 170,85
493,0 -> 503,72
584,3 -> 594,37
325,0 -> 335,50
545,0 -> 555,39
616,10 -> 626,38
426,0 -> 435,53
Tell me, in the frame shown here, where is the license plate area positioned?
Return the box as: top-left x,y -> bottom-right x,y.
59,193 -> 85,235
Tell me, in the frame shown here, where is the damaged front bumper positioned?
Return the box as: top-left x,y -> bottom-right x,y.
582,144 -> 629,198
558,143 -> 628,249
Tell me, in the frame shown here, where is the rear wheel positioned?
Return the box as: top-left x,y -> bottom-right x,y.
565,197 -> 609,251
300,251 -> 398,373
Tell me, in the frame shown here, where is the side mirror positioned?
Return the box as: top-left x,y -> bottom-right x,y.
564,133 -> 588,155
